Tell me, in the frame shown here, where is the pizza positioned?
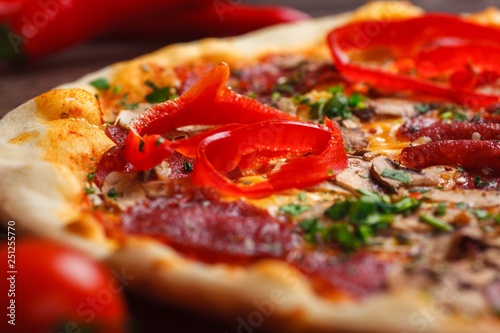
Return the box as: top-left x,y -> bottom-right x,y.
2,1 -> 500,332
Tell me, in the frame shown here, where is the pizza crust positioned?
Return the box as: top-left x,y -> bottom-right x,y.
1,2 -> 500,332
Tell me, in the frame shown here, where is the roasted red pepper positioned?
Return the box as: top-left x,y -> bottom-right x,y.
191,118 -> 347,198
0,0 -> 308,62
327,14 -> 500,108
124,63 -> 294,170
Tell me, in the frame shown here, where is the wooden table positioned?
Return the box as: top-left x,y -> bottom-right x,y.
0,1 -> 498,332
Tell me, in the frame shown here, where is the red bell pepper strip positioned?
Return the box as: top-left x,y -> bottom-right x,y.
327,14 -> 500,108
191,118 -> 347,198
111,4 -> 310,40
400,140 -> 500,171
124,63 -> 294,171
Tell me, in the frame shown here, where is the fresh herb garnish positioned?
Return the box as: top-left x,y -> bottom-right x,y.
138,139 -> 145,152
279,203 -> 310,216
300,85 -> 365,120
435,203 -> 447,217
107,188 -> 121,199
119,94 -> 139,110
85,187 -> 96,195
300,190 -> 420,250
420,214 -> 454,232
183,160 -> 194,172
414,103 -> 431,114
87,172 -> 95,182
89,78 -> 110,91
145,80 -> 177,104
380,168 -> 411,184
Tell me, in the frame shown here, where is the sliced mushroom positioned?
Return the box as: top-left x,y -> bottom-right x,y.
335,156 -> 382,194
368,98 -> 418,118
341,127 -> 368,151
102,171 -> 146,210
425,189 -> 500,209
371,156 -> 442,190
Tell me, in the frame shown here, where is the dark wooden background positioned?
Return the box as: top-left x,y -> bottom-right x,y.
0,1 -> 499,332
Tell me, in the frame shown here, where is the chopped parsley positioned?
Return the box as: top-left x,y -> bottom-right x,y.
302,85 -> 365,120
420,214 -> 454,232
119,94 -> 139,110
380,169 -> 411,184
107,188 -> 121,200
89,78 -> 110,91
279,203 -> 310,216
414,103 -> 431,114
183,160 -> 194,172
438,106 -> 468,122
300,190 -> 420,250
435,202 -> 447,217
145,80 -> 177,104
138,139 -> 145,152
84,187 -> 96,195
87,172 -> 95,182
155,137 -> 165,146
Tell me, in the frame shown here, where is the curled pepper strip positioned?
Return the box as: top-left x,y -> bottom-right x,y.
327,14 -> 500,108
124,63 -> 294,171
191,118 -> 347,198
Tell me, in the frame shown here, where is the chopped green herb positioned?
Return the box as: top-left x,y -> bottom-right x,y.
280,203 -> 310,216
306,85 -> 365,120
89,78 -> 110,91
420,214 -> 454,232
146,85 -> 176,104
457,166 -> 465,173
474,175 -> 488,188
85,187 -> 96,195
298,192 -> 307,202
113,84 -> 122,94
471,209 -> 490,220
107,188 -> 120,199
271,91 -> 281,103
435,203 -> 447,217
414,103 -> 431,114
380,169 -> 411,184
319,191 -> 420,250
247,92 -> 257,99
119,94 -> 139,110
183,160 -> 194,172
494,215 -> 500,224
138,139 -> 145,153
87,172 -> 95,182
299,218 -> 324,243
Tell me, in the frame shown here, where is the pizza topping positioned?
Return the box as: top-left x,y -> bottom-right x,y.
399,116 -> 500,141
122,189 -> 298,264
191,118 -> 347,198
400,140 -> 500,171
297,251 -> 389,298
328,14 -> 500,107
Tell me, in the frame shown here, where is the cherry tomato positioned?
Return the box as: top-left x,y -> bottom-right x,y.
0,238 -> 129,333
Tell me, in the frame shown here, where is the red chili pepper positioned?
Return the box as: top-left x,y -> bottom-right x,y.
124,63 -> 295,171
327,14 -> 500,108
111,4 -> 310,40
191,118 -> 347,198
400,140 -> 500,171
0,1 -> 308,62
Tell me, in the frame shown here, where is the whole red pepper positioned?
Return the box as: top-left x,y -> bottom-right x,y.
111,4 -> 311,40
327,14 -> 500,108
0,0 -> 309,62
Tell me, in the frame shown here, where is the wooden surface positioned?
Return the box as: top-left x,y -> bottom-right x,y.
0,1 -> 499,332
